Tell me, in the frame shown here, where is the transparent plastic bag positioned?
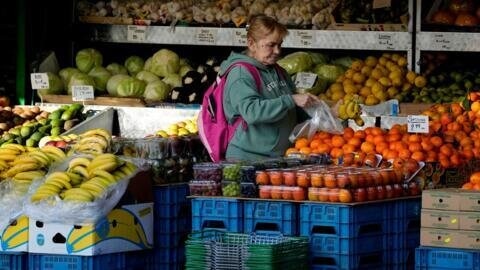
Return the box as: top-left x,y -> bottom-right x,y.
289,100 -> 344,142
23,155 -> 141,225
0,179 -> 30,232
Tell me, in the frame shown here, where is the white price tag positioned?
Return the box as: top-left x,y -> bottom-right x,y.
295,72 -> 317,89
30,73 -> 49,90
430,34 -> 452,50
297,31 -> 314,47
195,28 -> 217,45
407,115 -> 429,133
373,0 -> 391,9
127,25 -> 147,42
375,33 -> 396,50
72,85 -> 94,101
232,30 -> 247,46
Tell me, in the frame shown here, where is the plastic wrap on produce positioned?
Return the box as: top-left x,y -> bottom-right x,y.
116,107 -> 198,138
0,180 -> 30,232
23,155 -> 141,225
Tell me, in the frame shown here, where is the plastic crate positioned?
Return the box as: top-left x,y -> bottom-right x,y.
244,201 -> 298,236
300,202 -> 388,237
156,216 -> 191,234
126,250 -> 155,270
154,184 -> 189,205
310,233 -> 387,255
0,252 -> 27,270
155,232 -> 189,248
415,246 -> 480,270
388,217 -> 421,234
386,198 -> 421,221
191,198 -> 243,232
28,253 -> 126,270
387,248 -> 416,267
155,202 -> 191,219
310,251 -> 386,270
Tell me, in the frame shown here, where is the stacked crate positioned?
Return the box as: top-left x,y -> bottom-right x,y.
0,252 -> 27,270
243,200 -> 298,236
416,189 -> 480,269
191,198 -> 243,232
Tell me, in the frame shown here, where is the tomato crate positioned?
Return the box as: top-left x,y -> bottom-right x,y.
156,216 -> 191,234
415,246 -> 480,270
154,184 -> 189,205
310,250 -> 386,270
0,252 -> 27,270
28,253 -> 126,270
300,202 -> 389,237
309,233 -> 387,255
243,201 -> 298,236
155,232 -> 189,248
155,202 -> 191,219
191,198 -> 243,232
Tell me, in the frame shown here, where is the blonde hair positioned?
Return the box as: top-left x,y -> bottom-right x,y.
247,15 -> 288,41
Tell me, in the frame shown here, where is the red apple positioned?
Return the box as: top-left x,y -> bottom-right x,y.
376,186 -> 386,200
366,186 -> 377,201
46,141 -> 57,146
353,188 -> 367,202
55,140 -> 68,149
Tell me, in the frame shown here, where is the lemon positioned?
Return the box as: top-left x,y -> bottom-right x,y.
397,56 -> 408,67
361,66 -> 372,76
382,53 -> 392,59
343,83 -> 358,94
331,91 -> 345,102
330,83 -> 343,93
365,78 -> 377,87
406,71 -> 417,84
414,76 -> 427,88
365,56 -> 378,67
352,72 -> 366,84
402,83 -> 413,92
372,82 -> 386,95
344,69 -> 355,79
387,87 -> 399,98
373,90 -> 388,101
359,86 -> 372,97
371,68 -> 384,80
336,75 -> 345,83
378,77 -> 392,87
392,77 -> 403,87
378,56 -> 388,66
342,78 -> 354,86
391,53 -> 401,62
389,70 -> 403,80
351,60 -> 364,71
365,95 -> 380,106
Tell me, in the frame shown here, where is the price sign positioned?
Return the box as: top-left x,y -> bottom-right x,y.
373,0 -> 391,9
30,73 -> 49,89
375,33 -> 395,50
127,25 -> 147,42
430,34 -> 452,50
407,115 -> 429,133
293,30 -> 314,47
72,85 -> 94,101
195,28 -> 217,45
232,30 -> 247,46
295,72 -> 317,89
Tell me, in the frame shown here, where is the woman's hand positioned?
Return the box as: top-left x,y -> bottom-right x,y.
291,93 -> 320,108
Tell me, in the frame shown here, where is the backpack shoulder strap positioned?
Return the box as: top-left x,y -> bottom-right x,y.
222,62 -> 262,91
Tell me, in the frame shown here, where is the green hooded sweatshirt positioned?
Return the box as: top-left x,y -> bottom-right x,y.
220,51 -> 297,161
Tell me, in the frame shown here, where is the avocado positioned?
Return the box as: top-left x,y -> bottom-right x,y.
61,109 -> 74,121
48,110 -> 62,120
30,131 -> 44,142
50,119 -> 64,128
20,126 -> 32,138
25,138 -> 38,147
50,126 -> 62,136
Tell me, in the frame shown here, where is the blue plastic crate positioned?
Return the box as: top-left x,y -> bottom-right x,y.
243,201 -> 298,235
191,198 -> 243,232
415,246 -> 480,270
155,202 -> 191,219
154,184 -> 189,205
156,216 -> 191,234
0,252 -> 27,270
28,253 -> 126,270
387,231 -> 420,251
155,232 -> 188,248
152,247 -> 182,264
126,250 -> 155,270
300,203 -> 388,238
386,198 -> 421,221
388,217 -> 421,234
310,233 -> 387,255
310,251 -> 386,270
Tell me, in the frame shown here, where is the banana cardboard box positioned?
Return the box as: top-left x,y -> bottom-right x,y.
0,215 -> 29,252
28,203 -> 153,255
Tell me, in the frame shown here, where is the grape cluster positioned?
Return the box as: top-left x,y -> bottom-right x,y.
223,164 -> 241,181
241,183 -> 258,198
193,163 -> 223,183
189,180 -> 221,196
240,166 -> 256,183
222,181 -> 240,197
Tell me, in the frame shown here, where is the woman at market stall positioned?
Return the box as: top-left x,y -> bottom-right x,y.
221,15 -> 318,161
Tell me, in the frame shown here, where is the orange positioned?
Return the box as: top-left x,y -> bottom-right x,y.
440,144 -> 453,156
330,147 -> 344,159
462,148 -> 474,160
398,148 -> 412,160
384,149 -> 398,160
360,141 -> 375,154
462,182 -> 473,190
450,103 -> 463,117
460,137 -> 473,147
411,151 -> 426,162
387,133 -> 402,143
430,136 -> 443,148
471,101 -> 480,114
317,144 -> 331,154
342,144 -> 356,154
373,135 -> 386,145
299,147 -> 312,155
426,151 -> 437,162
473,183 -> 480,191
470,172 -> 480,184
408,134 -> 421,143
331,135 -> 346,148
343,127 -> 355,140
365,134 -> 375,144
285,147 -> 298,156
421,138 -> 434,151
439,157 -> 450,168
371,127 -> 384,136
347,137 -> 362,148
450,153 -> 462,167
310,139 -> 321,149
408,142 -> 422,153
376,142 -> 389,155
317,132 -> 331,140
354,130 -> 366,139
295,138 -> 309,149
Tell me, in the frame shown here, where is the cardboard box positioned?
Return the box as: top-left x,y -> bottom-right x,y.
0,215 -> 28,252
28,203 -> 153,256
422,189 -> 480,211
421,228 -> 480,249
421,209 -> 460,230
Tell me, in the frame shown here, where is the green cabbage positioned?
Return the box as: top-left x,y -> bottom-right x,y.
58,68 -> 81,86
106,74 -> 130,96
332,57 -> 356,69
106,63 -> 128,75
124,55 -> 145,76
37,72 -> 64,96
88,66 -> 112,94
144,80 -> 171,101
308,52 -> 329,65
150,49 -> 180,77
136,71 -> 160,84
116,77 -> 146,98
75,48 -> 103,73
67,73 -> 96,95
313,64 -> 345,84
162,73 -> 182,88
179,65 -> 193,77
277,52 -> 313,75
144,57 -> 153,72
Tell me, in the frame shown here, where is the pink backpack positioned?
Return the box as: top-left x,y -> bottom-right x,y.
197,62 -> 262,162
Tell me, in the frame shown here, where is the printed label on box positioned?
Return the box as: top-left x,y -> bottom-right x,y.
0,215 -> 28,252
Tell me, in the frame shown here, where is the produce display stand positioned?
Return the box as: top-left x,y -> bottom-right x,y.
39,94 -> 145,107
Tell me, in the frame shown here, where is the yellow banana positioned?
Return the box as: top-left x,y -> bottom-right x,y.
89,170 -> 116,183
68,157 -> 91,170
11,155 -> 38,166
46,172 -> 71,183
113,171 -> 127,181
0,148 -> 20,156
80,129 -> 111,142
29,151 -> 52,166
338,103 -> 348,120
80,181 -> 107,196
66,172 -> 84,185
43,178 -> 65,190
36,184 -> 61,194
62,194 -> 93,202
0,154 -> 18,162
0,159 -> 9,169
75,143 -> 105,153
25,146 -> 38,152
13,170 -> 46,181
31,192 -> 55,202
78,135 -> 109,149
1,144 -> 25,153
346,100 -> 357,118
354,116 -> 365,127
89,176 -> 114,187
69,166 -> 89,179
6,163 -> 41,177
13,179 -> 33,187
41,145 -> 66,161
64,188 -> 94,202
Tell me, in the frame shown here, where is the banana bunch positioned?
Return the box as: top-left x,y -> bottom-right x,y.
72,128 -> 112,155
31,153 -> 137,203
156,117 -> 198,137
338,97 -> 364,126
